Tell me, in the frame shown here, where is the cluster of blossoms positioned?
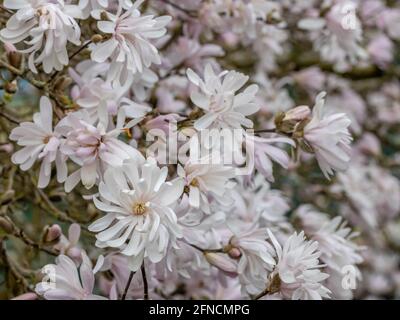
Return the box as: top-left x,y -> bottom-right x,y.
0,0 -> 399,301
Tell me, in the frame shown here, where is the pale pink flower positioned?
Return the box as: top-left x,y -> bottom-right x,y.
10,96 -> 67,188
177,160 -> 235,213
58,111 -> 143,191
35,253 -> 106,300
91,0 -> 171,83
187,64 -> 259,130
0,0 -> 81,73
266,230 -> 330,300
303,92 -> 352,179
89,157 -> 185,271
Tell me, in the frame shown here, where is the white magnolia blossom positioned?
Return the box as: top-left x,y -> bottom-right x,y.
266,230 -> 331,300
336,164 -> 400,228
303,92 -> 352,179
296,205 -> 363,273
90,0 -> 171,83
10,96 -> 66,188
58,112 -> 143,191
0,0 -> 82,73
229,228 -> 276,295
178,160 -> 235,213
187,64 -> 259,130
3,0 -> 396,302
89,157 -> 185,271
298,1 -> 368,71
231,175 -> 290,229
35,253 -> 105,300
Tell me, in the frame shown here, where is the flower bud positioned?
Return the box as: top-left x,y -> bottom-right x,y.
43,224 -> 62,243
204,252 -> 238,276
227,247 -> 242,259
91,34 -> 104,43
275,106 -> 311,134
283,106 -> 311,122
5,81 -> 18,94
4,43 -> 22,69
223,244 -> 242,259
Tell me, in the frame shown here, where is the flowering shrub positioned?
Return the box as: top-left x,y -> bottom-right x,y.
0,0 -> 399,300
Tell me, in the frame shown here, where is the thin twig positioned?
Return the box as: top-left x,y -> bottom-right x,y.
254,128 -> 277,134
0,109 -> 20,125
187,242 -> 224,253
0,4 -> 14,15
0,214 -> 59,256
141,263 -> 149,300
253,288 -> 270,300
121,271 -> 135,300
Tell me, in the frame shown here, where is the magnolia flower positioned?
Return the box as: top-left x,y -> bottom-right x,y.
10,96 -> 66,188
88,157 -> 185,271
228,228 -> 276,295
298,1 -> 367,71
91,0 -> 171,83
0,0 -> 81,73
303,92 -> 352,179
162,36 -> 224,73
99,253 -> 144,299
69,64 -> 127,120
58,112 -> 143,191
296,206 -> 363,274
245,133 -> 295,182
231,175 -> 290,229
177,160 -> 235,213
265,230 -> 330,300
69,61 -> 151,121
35,253 -> 106,300
336,164 -> 400,229
187,64 -> 259,130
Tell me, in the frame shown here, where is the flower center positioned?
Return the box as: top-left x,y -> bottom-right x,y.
132,202 -> 147,216
43,136 -> 51,144
190,178 -> 199,187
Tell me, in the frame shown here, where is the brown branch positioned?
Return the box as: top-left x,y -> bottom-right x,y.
141,263 -> 149,300
0,109 -> 20,125
0,214 -> 58,256
121,270 -> 135,300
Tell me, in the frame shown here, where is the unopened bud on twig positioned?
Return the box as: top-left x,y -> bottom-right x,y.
4,81 -> 18,94
91,34 -> 103,43
4,43 -> 22,69
275,106 -> 311,135
43,224 -> 62,243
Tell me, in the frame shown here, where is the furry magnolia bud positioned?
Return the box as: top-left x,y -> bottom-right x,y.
4,43 -> 22,69
275,106 -> 311,134
43,224 -> 62,243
